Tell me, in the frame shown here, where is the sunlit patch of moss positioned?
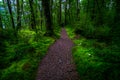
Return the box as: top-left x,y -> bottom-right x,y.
54,26 -> 61,38
18,29 -> 36,44
65,26 -> 75,39
19,29 -> 36,38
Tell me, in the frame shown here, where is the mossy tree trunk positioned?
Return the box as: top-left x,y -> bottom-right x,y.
29,0 -> 36,30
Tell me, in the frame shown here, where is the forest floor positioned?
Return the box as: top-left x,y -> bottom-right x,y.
36,28 -> 80,80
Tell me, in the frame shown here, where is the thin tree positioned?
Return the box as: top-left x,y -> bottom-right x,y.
91,0 -> 95,21
38,1 -> 43,30
0,13 -> 3,29
95,0 -> 103,25
76,0 -> 80,20
65,0 -> 67,25
59,0 -> 62,26
16,0 -> 21,30
115,0 -> 120,21
7,0 -> 15,30
29,0 -> 36,30
2,0 -> 9,28
113,0 -> 120,34
68,0 -> 71,24
50,0 -> 53,24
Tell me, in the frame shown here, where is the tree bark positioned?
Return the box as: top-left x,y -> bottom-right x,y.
7,0 -> 15,30
95,0 -> 103,25
59,0 -> 62,26
50,0 -> 53,25
21,0 -> 25,26
65,0 -> 67,25
115,0 -> 120,21
16,0 -> 21,30
91,0 -> 95,21
2,0 -> 9,28
114,0 -> 120,28
38,1 -> 43,30
76,0 -> 80,20
29,0 -> 36,30
0,13 -> 3,29
42,0 -> 53,36
68,0 -> 71,24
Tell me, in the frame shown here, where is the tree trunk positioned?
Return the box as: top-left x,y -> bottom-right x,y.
50,0 -> 53,25
21,0 -> 25,26
68,0 -> 71,24
113,0 -> 120,34
16,0 -> 21,30
35,0 -> 40,26
2,0 -> 9,28
42,0 -> 53,36
115,0 -> 120,21
0,13 -> 3,29
59,0 -> 62,26
7,0 -> 15,30
65,0 -> 67,25
76,0 -> 80,20
91,0 -> 95,21
29,0 -> 36,30
95,0 -> 103,25
38,1 -> 43,30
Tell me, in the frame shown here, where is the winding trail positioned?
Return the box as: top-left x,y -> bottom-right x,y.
36,28 -> 80,80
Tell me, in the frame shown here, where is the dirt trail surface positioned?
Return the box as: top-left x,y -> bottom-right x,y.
36,28 -> 80,80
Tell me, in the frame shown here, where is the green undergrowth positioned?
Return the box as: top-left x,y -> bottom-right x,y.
65,25 -> 75,39
0,29 -> 54,80
66,26 -> 120,80
54,26 -> 61,39
73,38 -> 120,80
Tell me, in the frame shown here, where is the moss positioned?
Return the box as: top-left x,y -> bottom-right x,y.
72,37 -> 120,80
0,29 -> 55,80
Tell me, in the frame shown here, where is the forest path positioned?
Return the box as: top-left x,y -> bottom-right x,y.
36,28 -> 80,80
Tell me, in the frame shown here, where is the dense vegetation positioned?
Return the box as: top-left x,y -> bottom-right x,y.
0,0 -> 120,80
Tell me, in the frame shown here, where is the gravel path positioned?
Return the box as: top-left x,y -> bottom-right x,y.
36,28 -> 80,80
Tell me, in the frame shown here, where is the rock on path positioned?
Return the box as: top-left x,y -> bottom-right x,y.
36,28 -> 80,80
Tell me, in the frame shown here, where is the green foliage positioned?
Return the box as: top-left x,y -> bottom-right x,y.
65,25 -> 75,39
73,37 -> 120,80
0,29 -> 54,80
53,26 -> 61,39
18,29 -> 36,42
75,12 -> 111,41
